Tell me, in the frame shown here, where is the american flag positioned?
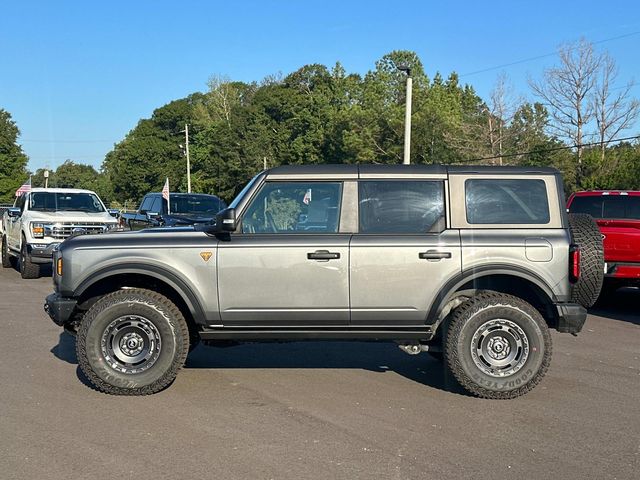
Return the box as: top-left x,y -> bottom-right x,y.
15,177 -> 31,197
303,188 -> 312,205
162,177 -> 170,214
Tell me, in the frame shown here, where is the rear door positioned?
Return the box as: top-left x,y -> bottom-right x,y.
217,180 -> 350,326
349,178 -> 462,326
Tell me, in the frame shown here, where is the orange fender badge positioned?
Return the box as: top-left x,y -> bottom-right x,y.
200,251 -> 213,262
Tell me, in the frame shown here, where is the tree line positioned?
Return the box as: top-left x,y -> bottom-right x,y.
1,42 -> 638,206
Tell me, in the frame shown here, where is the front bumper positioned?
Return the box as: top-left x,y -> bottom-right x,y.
555,303 -> 587,334
44,293 -> 77,326
27,242 -> 60,264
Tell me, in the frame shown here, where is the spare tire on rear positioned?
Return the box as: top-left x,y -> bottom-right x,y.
568,213 -> 604,308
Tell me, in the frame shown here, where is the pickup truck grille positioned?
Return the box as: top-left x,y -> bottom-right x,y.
45,222 -> 107,240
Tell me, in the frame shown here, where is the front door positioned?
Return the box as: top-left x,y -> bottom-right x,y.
349,179 -> 462,326
217,180 -> 349,326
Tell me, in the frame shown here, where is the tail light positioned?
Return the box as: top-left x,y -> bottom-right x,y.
569,244 -> 580,283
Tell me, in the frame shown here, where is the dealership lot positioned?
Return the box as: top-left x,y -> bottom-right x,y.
0,266 -> 638,480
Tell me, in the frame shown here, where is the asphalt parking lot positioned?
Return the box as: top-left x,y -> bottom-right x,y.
0,265 -> 638,480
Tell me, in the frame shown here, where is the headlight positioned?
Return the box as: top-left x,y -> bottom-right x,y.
105,223 -> 119,231
31,222 -> 46,238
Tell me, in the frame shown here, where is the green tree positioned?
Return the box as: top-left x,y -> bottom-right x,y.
0,109 -> 29,202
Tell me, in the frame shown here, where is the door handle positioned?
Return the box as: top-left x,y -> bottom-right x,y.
307,250 -> 340,261
419,250 -> 452,260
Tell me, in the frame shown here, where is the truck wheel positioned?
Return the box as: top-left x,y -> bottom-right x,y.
76,288 -> 190,395
444,291 -> 552,399
1,235 -> 13,268
19,239 -> 40,279
568,213 -> 604,308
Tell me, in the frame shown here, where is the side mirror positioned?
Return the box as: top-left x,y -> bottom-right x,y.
7,207 -> 21,218
108,209 -> 120,218
146,211 -> 160,221
216,207 -> 236,232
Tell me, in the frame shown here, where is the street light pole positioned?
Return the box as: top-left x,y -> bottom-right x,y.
397,65 -> 413,165
180,124 -> 192,193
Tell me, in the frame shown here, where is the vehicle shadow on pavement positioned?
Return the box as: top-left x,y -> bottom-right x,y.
50,333 -> 465,395
50,331 -> 76,364
185,341 -> 466,395
589,287 -> 640,326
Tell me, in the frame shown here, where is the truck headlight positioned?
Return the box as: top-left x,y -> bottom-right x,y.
31,222 -> 45,238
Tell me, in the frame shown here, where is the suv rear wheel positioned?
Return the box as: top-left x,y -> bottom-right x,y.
76,288 -> 190,395
444,291 -> 552,399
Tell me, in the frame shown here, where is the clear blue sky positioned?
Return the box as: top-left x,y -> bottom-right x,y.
1,0 -> 639,172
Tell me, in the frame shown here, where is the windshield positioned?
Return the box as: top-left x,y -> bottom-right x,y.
229,174 -> 260,209
29,192 -> 105,213
170,195 -> 225,215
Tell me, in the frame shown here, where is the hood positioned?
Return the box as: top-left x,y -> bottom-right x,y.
59,225 -> 206,252
28,211 -> 118,224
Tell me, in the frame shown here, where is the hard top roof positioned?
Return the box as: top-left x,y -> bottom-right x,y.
265,164 -> 559,177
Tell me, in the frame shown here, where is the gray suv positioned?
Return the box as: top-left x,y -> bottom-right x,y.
45,165 -> 603,398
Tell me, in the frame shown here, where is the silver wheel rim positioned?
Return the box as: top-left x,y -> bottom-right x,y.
470,319 -> 530,378
101,315 -> 161,374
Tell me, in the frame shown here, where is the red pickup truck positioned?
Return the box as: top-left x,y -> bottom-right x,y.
567,191 -> 640,293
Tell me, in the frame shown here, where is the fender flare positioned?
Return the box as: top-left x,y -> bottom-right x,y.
74,262 -> 207,324
426,264 -> 557,326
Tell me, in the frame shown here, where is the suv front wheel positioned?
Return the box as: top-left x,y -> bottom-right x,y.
444,291 -> 552,399
76,288 -> 190,395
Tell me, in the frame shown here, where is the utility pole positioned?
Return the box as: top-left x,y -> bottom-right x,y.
397,64 -> 413,165
180,124 -> 192,193
43,169 -> 50,188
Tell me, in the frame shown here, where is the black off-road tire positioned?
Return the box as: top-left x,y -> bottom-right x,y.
444,291 -> 552,400
568,213 -> 604,308
19,238 -> 40,279
1,235 -> 13,268
76,288 -> 190,395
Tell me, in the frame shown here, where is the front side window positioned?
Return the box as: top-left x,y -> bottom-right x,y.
358,181 -> 445,234
242,182 -> 342,234
465,179 -> 550,224
29,192 -> 105,213
139,196 -> 155,213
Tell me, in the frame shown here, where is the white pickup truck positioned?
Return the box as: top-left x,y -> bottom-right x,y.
1,188 -> 119,278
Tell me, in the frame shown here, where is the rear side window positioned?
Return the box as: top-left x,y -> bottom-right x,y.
465,179 -> 550,224
358,181 -> 445,234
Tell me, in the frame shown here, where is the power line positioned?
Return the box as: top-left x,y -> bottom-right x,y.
460,30 -> 640,78
453,134 -> 640,164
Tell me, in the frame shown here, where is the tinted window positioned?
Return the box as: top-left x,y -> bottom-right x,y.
139,195 -> 155,213
29,192 -> 105,213
569,196 -> 603,218
359,181 -> 445,234
150,197 -> 163,214
602,196 -> 625,219
569,195 -> 640,220
170,195 -> 224,215
626,196 -> 640,220
466,179 -> 550,224
242,182 -> 342,233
